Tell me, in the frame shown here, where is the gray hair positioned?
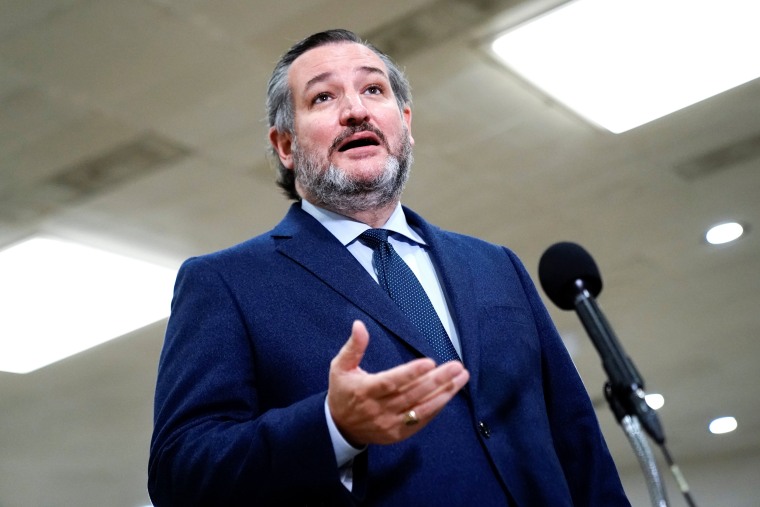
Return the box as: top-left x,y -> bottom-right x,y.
266,29 -> 412,200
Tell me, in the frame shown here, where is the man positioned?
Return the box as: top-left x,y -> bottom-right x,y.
149,29 -> 630,506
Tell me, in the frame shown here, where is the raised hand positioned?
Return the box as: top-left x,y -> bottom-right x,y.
327,320 -> 470,446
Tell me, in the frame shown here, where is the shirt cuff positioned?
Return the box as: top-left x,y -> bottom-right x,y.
324,397 -> 365,467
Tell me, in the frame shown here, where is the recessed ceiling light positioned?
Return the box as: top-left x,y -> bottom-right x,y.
709,416 -> 738,435
644,393 -> 665,410
490,0 -> 760,133
705,222 -> 744,245
0,236 -> 177,374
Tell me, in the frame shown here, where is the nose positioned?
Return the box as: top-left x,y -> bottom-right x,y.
339,94 -> 369,126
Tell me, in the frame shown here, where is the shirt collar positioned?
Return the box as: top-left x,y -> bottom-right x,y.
300,199 -> 426,247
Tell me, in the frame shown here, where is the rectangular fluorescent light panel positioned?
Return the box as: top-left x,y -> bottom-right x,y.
491,0 -> 760,133
0,237 -> 177,374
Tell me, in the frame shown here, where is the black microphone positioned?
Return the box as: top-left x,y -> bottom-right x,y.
538,242 -> 665,444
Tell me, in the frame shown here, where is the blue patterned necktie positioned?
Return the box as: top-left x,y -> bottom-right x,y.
359,228 -> 460,363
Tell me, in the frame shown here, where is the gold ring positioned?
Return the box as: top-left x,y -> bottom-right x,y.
403,409 -> 419,426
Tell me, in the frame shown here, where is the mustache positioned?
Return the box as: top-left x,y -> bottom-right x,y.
328,122 -> 390,156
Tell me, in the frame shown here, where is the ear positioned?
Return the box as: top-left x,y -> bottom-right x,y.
402,105 -> 414,146
269,127 -> 294,169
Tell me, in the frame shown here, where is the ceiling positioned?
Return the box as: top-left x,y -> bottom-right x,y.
1,1 -> 758,506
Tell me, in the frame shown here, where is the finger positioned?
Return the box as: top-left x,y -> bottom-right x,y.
399,363 -> 470,413
398,360 -> 466,396
332,320 -> 370,372
362,357 -> 437,398
400,377 -> 469,435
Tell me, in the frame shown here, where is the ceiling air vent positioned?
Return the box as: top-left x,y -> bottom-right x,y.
674,132 -> 760,181
365,0 -> 522,59
49,132 -> 190,197
0,132 -> 191,224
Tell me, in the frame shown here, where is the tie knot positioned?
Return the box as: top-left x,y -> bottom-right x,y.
360,228 -> 390,249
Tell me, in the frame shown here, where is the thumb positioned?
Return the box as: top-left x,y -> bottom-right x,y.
333,320 -> 369,372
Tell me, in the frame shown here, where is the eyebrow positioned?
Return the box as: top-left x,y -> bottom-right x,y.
303,65 -> 388,93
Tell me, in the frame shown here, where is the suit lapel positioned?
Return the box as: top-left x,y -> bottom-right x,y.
271,204 -> 438,360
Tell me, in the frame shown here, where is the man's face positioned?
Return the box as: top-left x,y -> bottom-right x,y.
270,42 -> 414,212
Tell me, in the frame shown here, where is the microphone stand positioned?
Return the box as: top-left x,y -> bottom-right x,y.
605,383 -> 668,507
572,280 -> 697,507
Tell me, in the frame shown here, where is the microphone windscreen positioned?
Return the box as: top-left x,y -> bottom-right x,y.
538,242 -> 602,310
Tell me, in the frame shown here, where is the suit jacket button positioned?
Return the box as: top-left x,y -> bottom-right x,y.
478,421 -> 491,438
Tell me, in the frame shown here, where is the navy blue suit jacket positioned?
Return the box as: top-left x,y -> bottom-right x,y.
149,203 -> 630,506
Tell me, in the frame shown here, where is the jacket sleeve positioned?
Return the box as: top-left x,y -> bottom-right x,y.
148,257 -> 350,506
506,248 -> 632,507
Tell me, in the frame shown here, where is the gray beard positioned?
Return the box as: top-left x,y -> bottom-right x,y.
292,129 -> 413,214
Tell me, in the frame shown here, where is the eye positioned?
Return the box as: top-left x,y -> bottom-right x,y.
312,92 -> 332,105
364,85 -> 383,96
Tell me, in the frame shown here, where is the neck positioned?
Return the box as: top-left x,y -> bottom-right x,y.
299,194 -> 399,228
296,183 -> 400,228
340,202 -> 398,228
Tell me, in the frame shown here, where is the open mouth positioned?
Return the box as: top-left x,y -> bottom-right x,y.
337,135 -> 381,152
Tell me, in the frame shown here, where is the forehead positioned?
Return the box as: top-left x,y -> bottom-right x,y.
288,42 -> 388,90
